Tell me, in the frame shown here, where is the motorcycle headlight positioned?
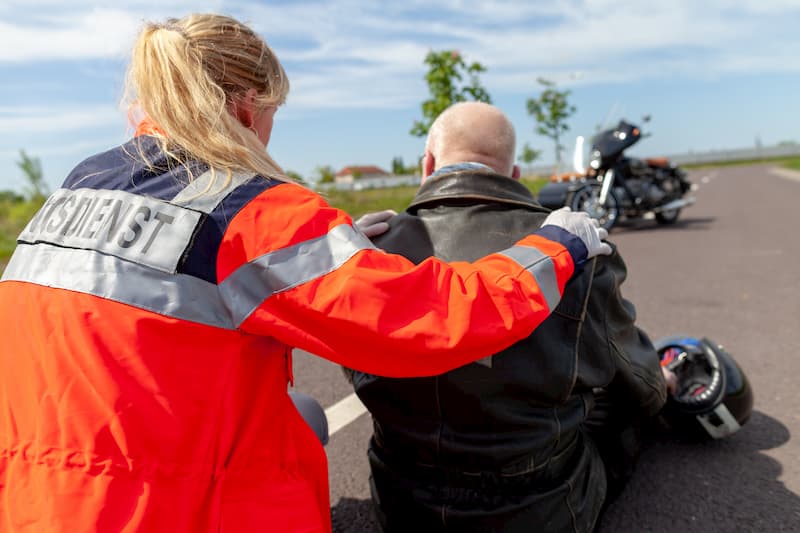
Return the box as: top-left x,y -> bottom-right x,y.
589,150 -> 602,170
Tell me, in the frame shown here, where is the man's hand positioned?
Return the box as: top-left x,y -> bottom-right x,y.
541,207 -> 612,260
355,209 -> 397,238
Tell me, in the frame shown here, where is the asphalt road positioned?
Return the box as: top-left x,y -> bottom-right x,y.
293,164 -> 800,533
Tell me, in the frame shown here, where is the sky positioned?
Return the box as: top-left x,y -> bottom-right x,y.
1,0 -> 799,191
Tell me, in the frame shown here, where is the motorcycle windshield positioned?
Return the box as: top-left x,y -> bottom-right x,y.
571,135 -> 588,173
591,120 -> 640,160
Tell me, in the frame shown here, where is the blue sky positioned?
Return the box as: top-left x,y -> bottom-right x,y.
1,0 -> 799,191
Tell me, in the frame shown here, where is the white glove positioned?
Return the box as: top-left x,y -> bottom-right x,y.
354,209 -> 397,238
541,207 -> 612,259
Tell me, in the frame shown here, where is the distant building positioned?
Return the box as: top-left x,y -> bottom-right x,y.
334,165 -> 390,184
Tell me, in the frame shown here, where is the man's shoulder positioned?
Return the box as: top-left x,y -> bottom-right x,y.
371,212 -> 433,265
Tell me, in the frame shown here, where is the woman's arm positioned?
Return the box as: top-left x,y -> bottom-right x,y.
218,183 -> 601,377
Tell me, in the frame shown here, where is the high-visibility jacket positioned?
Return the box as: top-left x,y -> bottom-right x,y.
0,136 -> 584,532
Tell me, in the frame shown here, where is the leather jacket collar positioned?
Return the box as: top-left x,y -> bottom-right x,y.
409,168 -> 541,213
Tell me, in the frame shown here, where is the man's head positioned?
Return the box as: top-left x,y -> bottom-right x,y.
422,101 -> 520,181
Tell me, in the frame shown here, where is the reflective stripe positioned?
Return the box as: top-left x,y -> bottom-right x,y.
220,224 -> 376,327
475,245 -> 560,370
475,356 -> 493,368
698,403 -> 741,440
1,243 -> 236,330
498,245 -> 561,312
170,169 -> 259,213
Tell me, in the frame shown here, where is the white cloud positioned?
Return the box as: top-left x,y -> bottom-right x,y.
0,1 -> 228,62
0,9 -> 141,62
234,0 -> 800,108
0,138 -> 118,160
0,105 -> 125,134
1,0 -> 798,108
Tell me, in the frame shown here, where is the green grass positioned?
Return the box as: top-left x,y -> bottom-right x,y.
320,176 -> 550,218
683,155 -> 800,170
782,157 -> 800,171
320,185 -> 420,218
520,176 -> 551,196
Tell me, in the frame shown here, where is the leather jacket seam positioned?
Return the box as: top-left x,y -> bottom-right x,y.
566,258 -> 596,399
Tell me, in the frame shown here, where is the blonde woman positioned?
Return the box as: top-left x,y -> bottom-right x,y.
0,14 -> 609,532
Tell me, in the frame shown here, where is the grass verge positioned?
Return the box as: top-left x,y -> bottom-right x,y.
321,176 -> 550,218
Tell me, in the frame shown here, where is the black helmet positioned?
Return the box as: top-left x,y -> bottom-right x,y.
654,335 -> 753,440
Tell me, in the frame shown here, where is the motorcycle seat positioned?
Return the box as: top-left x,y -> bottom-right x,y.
550,170 -> 588,183
645,157 -> 670,168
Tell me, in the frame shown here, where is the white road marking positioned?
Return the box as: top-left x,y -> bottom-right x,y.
699,171 -> 718,185
769,167 -> 800,183
325,392 -> 368,436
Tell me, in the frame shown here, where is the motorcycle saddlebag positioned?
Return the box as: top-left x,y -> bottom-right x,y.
536,181 -> 572,210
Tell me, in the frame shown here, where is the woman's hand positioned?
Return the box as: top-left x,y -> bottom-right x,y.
355,210 -> 397,238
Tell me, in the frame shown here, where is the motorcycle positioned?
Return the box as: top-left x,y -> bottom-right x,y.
537,117 -> 695,231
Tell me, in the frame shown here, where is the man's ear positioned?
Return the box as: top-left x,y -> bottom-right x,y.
511,164 -> 521,180
422,151 -> 435,181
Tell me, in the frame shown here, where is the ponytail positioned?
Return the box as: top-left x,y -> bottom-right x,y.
123,14 -> 292,192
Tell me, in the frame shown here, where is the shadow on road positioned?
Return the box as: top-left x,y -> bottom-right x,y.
611,216 -> 717,234
332,411 -> 798,533
331,496 -> 380,533
600,410 -> 798,532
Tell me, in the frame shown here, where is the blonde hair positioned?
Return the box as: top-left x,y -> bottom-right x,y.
123,14 -> 291,191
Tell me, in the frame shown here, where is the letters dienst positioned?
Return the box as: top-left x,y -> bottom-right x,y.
19,188 -> 202,273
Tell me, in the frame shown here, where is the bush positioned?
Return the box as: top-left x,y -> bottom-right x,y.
0,196 -> 44,266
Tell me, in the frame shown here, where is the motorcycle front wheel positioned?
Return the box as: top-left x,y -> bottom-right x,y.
570,182 -> 619,231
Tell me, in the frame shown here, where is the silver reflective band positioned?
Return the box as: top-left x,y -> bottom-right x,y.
498,245 -> 561,312
170,169 -> 259,213
476,243 -> 560,370
1,243 -> 236,330
220,224 -> 376,327
475,356 -> 493,368
19,188 -> 202,274
697,403 -> 741,440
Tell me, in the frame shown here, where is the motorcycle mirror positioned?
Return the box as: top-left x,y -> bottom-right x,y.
642,114 -> 652,123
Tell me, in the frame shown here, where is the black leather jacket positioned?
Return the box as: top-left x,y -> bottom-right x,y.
350,167 -> 666,531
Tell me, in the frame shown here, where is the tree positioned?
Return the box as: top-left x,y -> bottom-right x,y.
410,50 -> 491,137
526,78 -> 576,165
518,143 -> 542,165
0,190 -> 23,203
285,170 -> 307,186
315,165 -> 336,184
391,156 -> 421,175
17,150 -> 49,201
391,156 -> 405,175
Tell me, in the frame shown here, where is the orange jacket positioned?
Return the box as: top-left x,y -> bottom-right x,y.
0,137 -> 582,532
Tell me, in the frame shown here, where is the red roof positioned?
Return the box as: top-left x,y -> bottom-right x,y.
335,165 -> 388,177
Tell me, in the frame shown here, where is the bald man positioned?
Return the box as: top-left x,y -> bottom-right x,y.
346,102 -> 669,533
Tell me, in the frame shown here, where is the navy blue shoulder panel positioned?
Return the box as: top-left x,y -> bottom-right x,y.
62,136 -> 207,200
61,136 -> 284,284
179,177 -> 285,283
